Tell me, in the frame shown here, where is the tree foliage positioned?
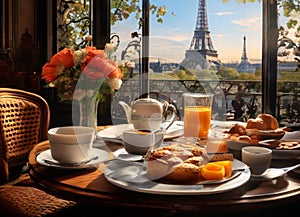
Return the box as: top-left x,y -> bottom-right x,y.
111,0 -> 167,25
217,66 -> 239,80
278,0 -> 300,35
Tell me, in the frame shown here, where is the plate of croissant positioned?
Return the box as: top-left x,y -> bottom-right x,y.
224,114 -> 300,159
225,113 -> 285,144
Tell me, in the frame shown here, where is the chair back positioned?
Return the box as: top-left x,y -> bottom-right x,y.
0,88 -> 50,183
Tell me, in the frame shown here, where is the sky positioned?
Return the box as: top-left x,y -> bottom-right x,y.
111,0 -> 264,64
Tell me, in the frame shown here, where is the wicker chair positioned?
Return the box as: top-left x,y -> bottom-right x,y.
0,88 -> 77,216
0,87 -> 49,182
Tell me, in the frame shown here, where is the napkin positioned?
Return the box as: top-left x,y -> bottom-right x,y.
104,160 -> 148,183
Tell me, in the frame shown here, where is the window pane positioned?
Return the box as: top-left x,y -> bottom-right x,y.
277,0 -> 300,125
110,0 -> 263,124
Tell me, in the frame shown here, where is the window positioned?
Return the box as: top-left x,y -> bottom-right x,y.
1,0 -> 299,126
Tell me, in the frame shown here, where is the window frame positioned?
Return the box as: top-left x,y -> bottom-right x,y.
262,0 -> 278,116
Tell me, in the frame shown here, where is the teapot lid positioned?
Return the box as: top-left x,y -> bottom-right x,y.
133,97 -> 160,104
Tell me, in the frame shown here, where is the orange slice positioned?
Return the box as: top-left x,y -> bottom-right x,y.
200,162 -> 225,180
213,161 -> 232,177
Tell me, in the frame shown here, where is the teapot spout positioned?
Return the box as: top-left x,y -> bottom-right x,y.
119,101 -> 132,124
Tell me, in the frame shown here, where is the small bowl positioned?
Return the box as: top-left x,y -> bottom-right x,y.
259,129 -> 285,140
242,146 -> 272,175
122,129 -> 165,155
48,126 -> 95,163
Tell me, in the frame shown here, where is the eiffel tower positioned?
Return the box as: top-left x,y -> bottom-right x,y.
181,0 -> 220,70
237,36 -> 255,73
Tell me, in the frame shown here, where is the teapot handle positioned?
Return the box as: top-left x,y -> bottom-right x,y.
163,102 -> 177,130
119,101 -> 132,124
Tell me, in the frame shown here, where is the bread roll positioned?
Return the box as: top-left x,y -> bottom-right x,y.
257,114 -> 279,130
246,118 -> 268,130
246,114 -> 279,130
245,128 -> 260,136
146,143 -> 209,183
228,124 -> 246,135
164,163 -> 200,183
146,158 -> 171,180
237,135 -> 252,143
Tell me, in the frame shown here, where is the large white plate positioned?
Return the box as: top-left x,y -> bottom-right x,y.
36,148 -> 109,170
96,121 -> 184,143
104,159 -> 250,195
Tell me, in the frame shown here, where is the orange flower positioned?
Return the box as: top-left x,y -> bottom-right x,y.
84,46 -> 106,64
108,64 -> 123,79
83,55 -> 120,79
41,44 -> 123,102
41,48 -> 74,82
51,48 -> 74,68
42,63 -> 60,82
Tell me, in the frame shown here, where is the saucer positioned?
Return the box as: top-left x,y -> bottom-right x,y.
113,148 -> 144,162
96,121 -> 184,143
36,148 -> 109,170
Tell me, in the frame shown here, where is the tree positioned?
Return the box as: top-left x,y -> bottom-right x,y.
238,72 -> 258,80
217,66 -> 239,80
277,0 -> 300,34
111,0 -> 168,25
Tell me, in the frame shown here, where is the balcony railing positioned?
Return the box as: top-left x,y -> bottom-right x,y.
111,79 -> 300,127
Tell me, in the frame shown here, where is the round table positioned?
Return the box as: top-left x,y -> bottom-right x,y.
28,139 -> 300,216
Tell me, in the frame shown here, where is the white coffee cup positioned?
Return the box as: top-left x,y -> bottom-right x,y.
48,126 -> 95,163
122,129 -> 165,155
242,146 -> 272,175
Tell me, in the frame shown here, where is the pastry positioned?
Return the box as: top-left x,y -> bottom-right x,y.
226,113 -> 281,144
227,123 -> 246,135
146,143 -> 209,182
246,113 -> 279,130
246,118 -> 268,130
146,143 -> 233,183
257,113 -> 279,130
276,141 -> 300,150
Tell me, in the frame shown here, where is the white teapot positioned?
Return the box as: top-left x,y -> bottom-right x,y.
119,98 -> 176,131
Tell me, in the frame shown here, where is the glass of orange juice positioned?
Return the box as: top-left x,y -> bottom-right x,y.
183,93 -> 213,139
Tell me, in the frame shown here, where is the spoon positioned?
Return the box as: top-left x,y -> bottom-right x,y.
252,163 -> 300,179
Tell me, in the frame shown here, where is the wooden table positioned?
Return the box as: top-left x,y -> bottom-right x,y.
28,139 -> 300,216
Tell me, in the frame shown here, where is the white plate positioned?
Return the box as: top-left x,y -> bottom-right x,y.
113,148 -> 144,161
268,148 -> 300,160
96,124 -> 133,143
210,120 -> 246,130
36,148 -> 109,170
228,140 -> 300,160
104,159 -> 250,195
164,121 -> 184,140
96,121 -> 184,143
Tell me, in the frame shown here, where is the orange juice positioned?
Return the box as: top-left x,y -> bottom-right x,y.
184,106 -> 211,138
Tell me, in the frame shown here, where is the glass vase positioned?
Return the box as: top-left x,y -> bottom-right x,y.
78,95 -> 99,134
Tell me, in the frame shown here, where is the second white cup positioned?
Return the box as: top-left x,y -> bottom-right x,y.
242,146 -> 272,175
122,129 -> 165,155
